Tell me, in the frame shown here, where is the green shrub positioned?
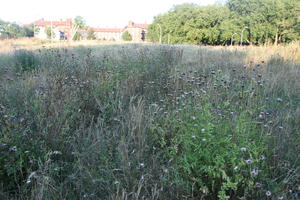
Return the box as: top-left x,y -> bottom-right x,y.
87,28 -> 96,40
151,94 -> 269,199
122,31 -> 132,41
44,26 -> 55,39
0,87 -> 47,194
13,49 -> 39,72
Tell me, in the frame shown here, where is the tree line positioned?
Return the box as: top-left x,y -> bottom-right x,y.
0,20 -> 34,39
0,16 -> 134,41
147,0 -> 300,45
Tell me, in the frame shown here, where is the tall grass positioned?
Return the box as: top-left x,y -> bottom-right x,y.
0,43 -> 299,199
0,38 -> 135,53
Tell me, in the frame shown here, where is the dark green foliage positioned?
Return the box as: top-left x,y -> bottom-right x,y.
0,19 -> 33,39
13,49 -> 39,72
23,25 -> 34,37
122,30 -> 132,41
148,0 -> 300,45
227,0 -> 300,45
159,101 -> 269,199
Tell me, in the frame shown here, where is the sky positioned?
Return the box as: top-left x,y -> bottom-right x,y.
0,0 -> 216,28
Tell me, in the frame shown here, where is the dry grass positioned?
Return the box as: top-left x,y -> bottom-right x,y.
2,38 -> 299,62
226,43 -> 300,64
0,38 -> 143,53
0,42 -> 299,199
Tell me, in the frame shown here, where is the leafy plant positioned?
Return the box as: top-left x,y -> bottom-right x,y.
87,28 -> 96,40
44,26 -> 55,39
13,49 -> 39,72
0,44 -> 299,199
122,31 -> 132,41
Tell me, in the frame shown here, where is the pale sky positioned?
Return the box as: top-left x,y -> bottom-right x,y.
0,0 -> 216,28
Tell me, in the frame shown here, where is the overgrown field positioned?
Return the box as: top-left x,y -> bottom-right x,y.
0,44 -> 299,200
0,38 -> 130,53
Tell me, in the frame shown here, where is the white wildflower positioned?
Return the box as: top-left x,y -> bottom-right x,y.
266,191 -> 272,197
260,155 -> 266,160
255,182 -> 262,188
240,147 -> 247,152
52,151 -> 62,155
251,168 -> 259,177
245,159 -> 253,164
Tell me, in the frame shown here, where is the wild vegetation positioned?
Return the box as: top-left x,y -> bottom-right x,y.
0,19 -> 34,39
148,0 -> 300,45
122,31 -> 133,41
0,38 -> 132,53
0,43 -> 299,199
0,16 -> 89,41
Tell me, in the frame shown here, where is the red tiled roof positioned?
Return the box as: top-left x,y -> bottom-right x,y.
93,28 -> 123,33
25,19 -> 148,32
31,18 -> 72,27
133,24 -> 148,29
126,21 -> 149,29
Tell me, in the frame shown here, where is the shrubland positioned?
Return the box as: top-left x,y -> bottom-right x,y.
0,43 -> 299,199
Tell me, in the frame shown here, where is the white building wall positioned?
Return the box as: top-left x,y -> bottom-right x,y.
34,26 -> 60,40
52,28 -> 60,41
95,32 -> 122,41
35,27 -> 47,39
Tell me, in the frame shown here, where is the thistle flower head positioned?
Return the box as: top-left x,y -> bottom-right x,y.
245,159 -> 253,164
266,191 -> 272,197
251,168 -> 259,177
240,147 -> 247,152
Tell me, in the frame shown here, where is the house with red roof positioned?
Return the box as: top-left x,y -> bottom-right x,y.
28,18 -> 73,40
124,21 -> 148,42
92,21 -> 148,42
26,18 -> 148,42
93,28 -> 124,41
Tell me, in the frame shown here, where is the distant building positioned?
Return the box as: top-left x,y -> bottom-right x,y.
26,18 -> 72,40
93,28 -> 123,41
124,21 -> 148,42
26,19 -> 148,42
93,21 -> 148,42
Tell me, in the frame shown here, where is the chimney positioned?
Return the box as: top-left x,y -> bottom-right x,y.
128,21 -> 134,27
66,18 -> 72,26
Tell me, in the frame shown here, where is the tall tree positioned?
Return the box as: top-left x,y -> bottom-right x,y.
148,0 -> 299,45
74,16 -> 86,29
227,0 -> 300,44
0,20 -> 25,39
148,4 -> 231,45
